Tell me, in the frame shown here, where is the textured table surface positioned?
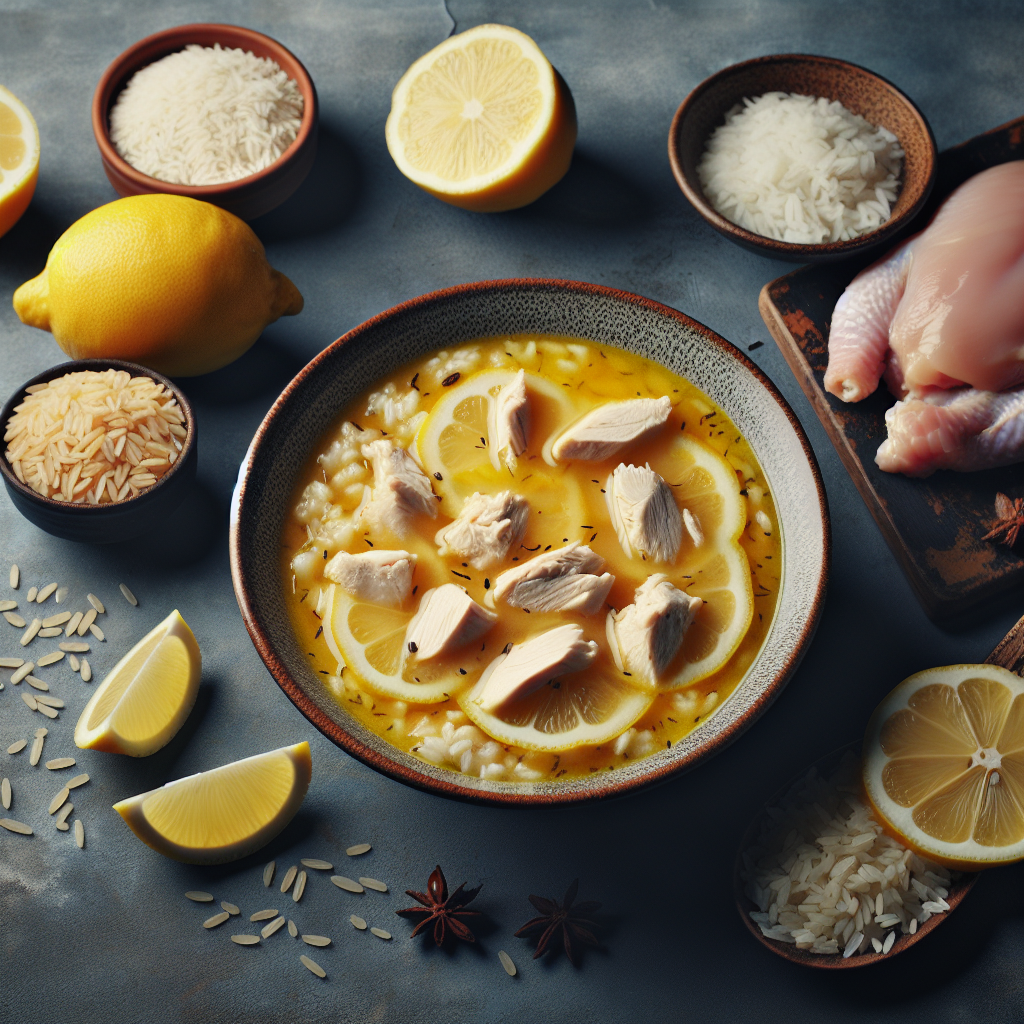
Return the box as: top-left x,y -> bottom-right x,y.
1,2 -> 1022,1021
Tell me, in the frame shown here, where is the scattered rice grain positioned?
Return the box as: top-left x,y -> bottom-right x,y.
36,703 -> 58,719
20,619 -> 41,645
0,656 -> 23,668
292,870 -> 307,902
36,650 -> 65,667
66,773 -> 89,789
87,593 -> 105,614
35,695 -> 64,708
250,908 -> 278,921
4,611 -> 27,627
36,583 -> 58,603
43,612 -> 71,627
55,803 -> 73,829
331,875 -> 364,893
81,659 -> 92,682
30,733 -> 46,766
299,954 -> 326,977
346,843 -> 371,856
7,740 -> 27,754
26,587 -> 37,602
350,915 -> 367,930
221,902 -> 240,915
498,950 -> 517,976
69,654 -> 80,671
370,927 -> 391,940
302,935 -> 331,947
9,565 -> 18,588
119,584 -> 138,607
38,627 -> 63,638
89,623 -> 105,642
231,935 -> 260,945
65,612 -> 83,636
22,691 -> 38,711
280,865 -> 298,893
287,919 -> 298,937
78,609 -> 97,636
55,587 -> 68,604
1,777 -> 10,809
34,727 -> 47,737
261,916 -> 286,938
186,891 -> 215,902
0,601 -> 15,612
359,877 -> 387,892
74,818 -> 84,848
46,757 -> 75,769
60,641 -> 90,653
0,817 -> 32,834
301,858 -> 333,870
48,787 -> 70,813
263,860 -> 276,887
25,676 -> 49,691
203,912 -> 230,929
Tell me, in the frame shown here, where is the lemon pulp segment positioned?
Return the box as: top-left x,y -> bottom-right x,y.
0,85 -> 39,238
863,664 -> 1024,869
114,742 -> 312,864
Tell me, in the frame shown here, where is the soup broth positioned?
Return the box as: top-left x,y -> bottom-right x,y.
282,337 -> 780,783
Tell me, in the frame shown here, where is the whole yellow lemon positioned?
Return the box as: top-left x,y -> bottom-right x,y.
13,194 -> 303,376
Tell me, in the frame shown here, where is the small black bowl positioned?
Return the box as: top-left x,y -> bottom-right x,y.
0,359 -> 197,543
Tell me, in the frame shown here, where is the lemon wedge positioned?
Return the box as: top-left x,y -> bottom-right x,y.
324,584 -> 480,703
863,664 -> 1024,870
385,24 -> 576,211
0,85 -> 39,239
459,657 -> 653,752
113,742 -> 312,864
74,609 -> 201,756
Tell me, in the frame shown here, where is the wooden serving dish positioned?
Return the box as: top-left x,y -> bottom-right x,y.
759,116 -> 1024,621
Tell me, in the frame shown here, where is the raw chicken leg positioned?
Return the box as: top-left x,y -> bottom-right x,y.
823,161 -> 1024,476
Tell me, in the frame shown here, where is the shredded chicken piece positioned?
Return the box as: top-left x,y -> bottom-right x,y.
324,549 -> 416,607
405,584 -> 496,660
492,368 -> 530,470
491,542 -> 614,615
358,439 -> 437,537
435,491 -> 529,569
606,463 -> 681,562
551,396 -> 671,461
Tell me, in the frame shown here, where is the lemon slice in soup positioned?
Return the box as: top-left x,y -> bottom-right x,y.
646,435 -> 754,689
325,585 -> 483,703
459,658 -> 653,752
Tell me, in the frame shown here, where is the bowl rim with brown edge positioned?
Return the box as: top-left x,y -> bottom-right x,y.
0,358 -> 198,543
733,740 -> 978,968
668,53 -> 937,263
91,22 -> 319,222
229,278 -> 831,807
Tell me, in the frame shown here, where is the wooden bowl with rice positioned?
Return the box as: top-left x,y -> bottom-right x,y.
0,359 -> 197,544
668,54 -> 937,263
92,23 -> 319,221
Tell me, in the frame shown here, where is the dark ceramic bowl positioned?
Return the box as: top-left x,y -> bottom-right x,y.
668,54 -> 937,263
231,279 -> 830,806
734,742 -> 976,968
92,23 -> 319,221
0,359 -> 197,544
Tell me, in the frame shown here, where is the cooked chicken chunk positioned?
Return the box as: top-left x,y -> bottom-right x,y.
405,584 -> 496,660
551,396 -> 671,461
492,542 -> 614,615
608,575 -> 702,686
474,623 -> 599,712
492,368 -> 530,469
435,491 -> 529,569
359,439 -> 437,537
324,548 -> 416,607
606,463 -> 681,563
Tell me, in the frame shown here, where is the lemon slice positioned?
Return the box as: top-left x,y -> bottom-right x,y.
863,664 -> 1024,870
74,609 -> 201,756
385,24 -> 576,212
325,585 -> 478,703
459,656 -> 653,752
641,435 -> 754,689
0,85 -> 39,239
113,742 -> 311,864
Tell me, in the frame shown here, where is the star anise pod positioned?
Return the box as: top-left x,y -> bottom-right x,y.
983,492 -> 1024,548
514,879 -> 601,967
395,865 -> 482,946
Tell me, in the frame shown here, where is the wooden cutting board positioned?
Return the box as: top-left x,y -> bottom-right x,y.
759,116 -> 1024,622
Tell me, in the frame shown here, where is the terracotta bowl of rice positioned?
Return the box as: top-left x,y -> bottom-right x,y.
92,23 -> 319,221
230,279 -> 830,806
0,359 -> 197,544
668,54 -> 937,263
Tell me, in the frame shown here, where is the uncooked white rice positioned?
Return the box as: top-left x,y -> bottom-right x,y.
26,586 -> 37,602
263,860 -> 276,887
74,818 -> 84,848
698,92 -> 903,244
35,695 -> 64,709
4,370 -> 186,504
25,675 -> 48,691
350,915 -> 367,930
78,609 -> 97,635
46,757 -> 76,769
20,618 -> 40,645
222,902 -> 240,916
299,954 -> 326,977
301,858 -> 333,870
66,772 -> 89,789
280,865 -> 298,893
186,891 -> 214,902
49,787 -> 70,814
261,916 -> 286,938
87,593 -> 105,614
35,701 -> 58,719
37,627 -> 62,638
231,934 -> 260,945
110,44 -> 303,186
346,843 -> 371,856
36,650 -> 64,667
332,875 -> 364,893
1,777 -> 10,809
89,623 -> 105,642
204,912 -> 230,929
29,733 -> 44,764
739,753 -> 953,956
250,908 -> 278,922
44,612 -> 71,627
292,870 -> 307,902
370,927 -> 392,940
7,739 -> 26,754
498,950 -> 517,976
302,935 -> 331,947
119,584 -> 138,607
12,660 -> 34,682
0,817 -> 32,834
80,659 -> 92,682
359,877 -> 388,893
55,587 -> 68,604
21,691 -> 38,711
9,564 -> 19,588
287,919 -> 298,937
36,582 -> 57,603
65,612 -> 83,635
4,611 -> 26,627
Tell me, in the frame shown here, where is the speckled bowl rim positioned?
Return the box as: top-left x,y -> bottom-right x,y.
668,53 -> 937,261
0,357 -> 197,513
91,22 -> 318,201
230,279 -> 830,806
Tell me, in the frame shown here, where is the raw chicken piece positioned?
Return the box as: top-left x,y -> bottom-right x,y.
359,439 -> 437,536
435,491 -> 529,569
404,584 -> 496,660
823,161 -> 1024,475
605,463 -> 682,563
550,396 -> 671,461
474,624 -> 599,712
491,542 -> 614,615
876,386 -> 1024,476
607,575 -> 702,687
324,549 -> 416,607
492,368 -> 529,469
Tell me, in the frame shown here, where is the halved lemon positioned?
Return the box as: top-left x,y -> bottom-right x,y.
385,24 -> 576,212
644,435 -> 754,689
459,656 -> 653,752
74,609 -> 201,756
324,585 -> 479,703
0,85 -> 39,238
863,664 -> 1024,870
114,742 -> 311,864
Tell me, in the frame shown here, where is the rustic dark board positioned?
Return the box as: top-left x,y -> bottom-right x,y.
760,117 -> 1024,622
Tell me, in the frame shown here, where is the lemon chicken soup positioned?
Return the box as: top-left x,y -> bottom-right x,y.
283,337 -> 780,782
